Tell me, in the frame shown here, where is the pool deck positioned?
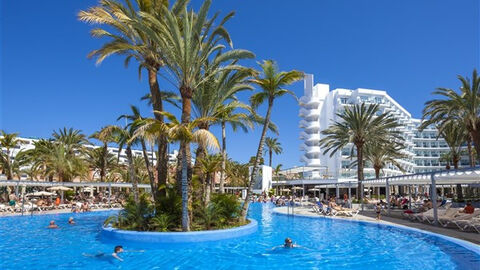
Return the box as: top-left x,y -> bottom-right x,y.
0,208 -> 120,217
274,206 -> 480,245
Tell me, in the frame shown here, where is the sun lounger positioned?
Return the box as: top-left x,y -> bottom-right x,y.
439,209 -> 480,228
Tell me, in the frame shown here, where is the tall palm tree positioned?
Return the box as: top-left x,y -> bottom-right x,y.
192,67 -> 255,189
118,105 -> 158,200
422,69 -> 480,162
98,125 -> 141,203
319,103 -> 402,200
133,112 -> 219,231
0,131 -> 20,179
264,137 -> 283,167
363,142 -> 406,179
439,122 -> 466,200
215,101 -> 258,193
138,0 -> 254,198
241,60 -> 303,221
79,0 -> 189,199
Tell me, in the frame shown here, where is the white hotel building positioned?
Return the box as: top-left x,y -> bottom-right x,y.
299,74 -> 469,180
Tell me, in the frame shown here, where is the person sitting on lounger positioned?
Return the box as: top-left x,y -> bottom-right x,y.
47,220 -> 59,229
460,202 -> 475,214
328,198 -> 344,211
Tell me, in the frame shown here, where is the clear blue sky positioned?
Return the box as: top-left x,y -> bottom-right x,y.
1,0 -> 479,168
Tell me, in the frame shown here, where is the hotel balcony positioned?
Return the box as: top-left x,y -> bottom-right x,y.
299,96 -> 320,106
299,108 -> 320,118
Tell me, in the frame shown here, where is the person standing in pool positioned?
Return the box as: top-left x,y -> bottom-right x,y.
47,220 -> 59,229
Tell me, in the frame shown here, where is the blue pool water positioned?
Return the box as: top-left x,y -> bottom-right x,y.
0,203 -> 479,269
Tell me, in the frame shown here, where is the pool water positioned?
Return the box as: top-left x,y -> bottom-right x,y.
0,203 -> 479,269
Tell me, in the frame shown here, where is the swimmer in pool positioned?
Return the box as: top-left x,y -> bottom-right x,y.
47,220 -> 59,229
83,245 -> 124,262
284,238 -> 295,248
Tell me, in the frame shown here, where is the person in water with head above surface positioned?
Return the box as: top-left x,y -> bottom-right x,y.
284,238 -> 295,248
68,217 -> 75,225
47,220 -> 59,229
83,245 -> 145,262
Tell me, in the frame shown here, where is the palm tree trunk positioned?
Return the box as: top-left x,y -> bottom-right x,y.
148,68 -> 168,199
374,166 -> 380,179
193,124 -> 209,194
181,145 -> 190,231
6,149 -> 13,180
205,173 -> 211,207
100,143 -> 107,182
356,144 -> 365,200
269,149 -> 272,167
453,155 -> 463,200
467,137 -> 475,167
179,85 -> 193,231
471,130 -> 480,162
241,99 -> 273,222
140,139 -> 156,201
219,121 -> 227,194
126,146 -> 139,204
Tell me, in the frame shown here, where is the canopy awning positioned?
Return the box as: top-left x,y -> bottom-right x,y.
362,167 -> 480,187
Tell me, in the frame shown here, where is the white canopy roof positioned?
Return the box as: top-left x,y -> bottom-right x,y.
363,167 -> 480,187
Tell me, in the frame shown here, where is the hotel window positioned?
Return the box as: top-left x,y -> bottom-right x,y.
374,97 -> 383,104
340,97 -> 348,104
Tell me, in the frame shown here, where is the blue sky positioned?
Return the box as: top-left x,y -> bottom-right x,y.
1,0 -> 479,168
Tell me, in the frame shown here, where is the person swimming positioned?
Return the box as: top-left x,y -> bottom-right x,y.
83,245 -> 124,262
284,238 -> 294,248
47,220 -> 59,229
68,217 -> 75,225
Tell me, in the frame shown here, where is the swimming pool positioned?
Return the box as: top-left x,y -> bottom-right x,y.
0,203 -> 479,269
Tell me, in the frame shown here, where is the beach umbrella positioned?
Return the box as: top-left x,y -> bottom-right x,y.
48,186 -> 72,191
48,186 -> 72,203
26,191 -> 56,197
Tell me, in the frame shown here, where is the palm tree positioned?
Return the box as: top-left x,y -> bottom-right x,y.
79,0 -> 189,199
264,137 -> 283,167
199,154 -> 223,205
225,160 -> 249,188
85,147 -> 117,181
241,60 -> 303,221
52,127 -> 88,155
439,122 -> 466,200
422,69 -> 480,162
90,127 -> 117,182
439,152 -> 452,170
215,101 -> 257,193
138,0 -> 254,197
118,105 -> 158,200
0,131 -> 20,179
273,164 -> 283,178
319,103 -> 402,200
98,125 -> 141,203
133,112 -> 219,231
363,142 -> 406,179
192,67 -> 255,191
31,139 -> 87,182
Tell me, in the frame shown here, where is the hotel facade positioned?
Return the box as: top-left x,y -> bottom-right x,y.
299,74 -> 470,180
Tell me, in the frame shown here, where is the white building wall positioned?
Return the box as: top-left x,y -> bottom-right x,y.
300,74 -> 454,179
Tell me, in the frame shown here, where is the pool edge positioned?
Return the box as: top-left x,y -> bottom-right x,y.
101,218 -> 258,244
